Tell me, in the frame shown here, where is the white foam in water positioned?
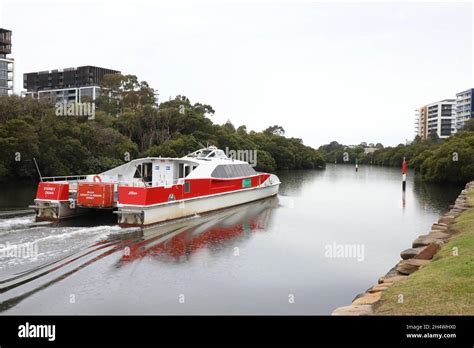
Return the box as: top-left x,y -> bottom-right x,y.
277,195 -> 295,208
33,225 -> 122,244
0,225 -> 122,270
0,216 -> 36,231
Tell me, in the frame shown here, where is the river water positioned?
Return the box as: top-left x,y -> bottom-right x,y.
0,165 -> 461,314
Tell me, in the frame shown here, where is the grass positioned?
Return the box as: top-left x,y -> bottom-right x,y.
374,190 -> 474,315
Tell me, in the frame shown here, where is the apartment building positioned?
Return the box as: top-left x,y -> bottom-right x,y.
415,105 -> 428,140
415,98 -> 458,140
455,88 -> 474,130
426,99 -> 456,138
22,65 -> 120,103
0,28 -> 14,96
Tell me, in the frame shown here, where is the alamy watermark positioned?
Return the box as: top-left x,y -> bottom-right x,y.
0,241 -> 39,259
324,242 -> 365,262
55,101 -> 95,120
225,147 -> 257,167
18,322 -> 55,341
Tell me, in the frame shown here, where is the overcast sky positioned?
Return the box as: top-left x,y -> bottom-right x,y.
1,0 -> 472,147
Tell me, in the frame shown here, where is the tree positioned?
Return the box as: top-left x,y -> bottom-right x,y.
0,86 -> 329,182
263,125 -> 285,136
461,118 -> 474,132
97,74 -> 157,116
237,125 -> 247,136
223,121 -> 236,133
427,131 -> 441,143
412,135 -> 422,144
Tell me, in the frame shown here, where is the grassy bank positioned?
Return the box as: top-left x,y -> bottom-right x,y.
374,190 -> 474,315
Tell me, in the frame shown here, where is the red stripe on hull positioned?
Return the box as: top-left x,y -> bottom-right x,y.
118,174 -> 270,206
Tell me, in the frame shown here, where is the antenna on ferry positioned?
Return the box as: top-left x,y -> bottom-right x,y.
33,158 -> 43,182
189,135 -> 206,149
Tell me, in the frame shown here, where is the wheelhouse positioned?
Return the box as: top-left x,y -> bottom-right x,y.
98,157 -> 200,188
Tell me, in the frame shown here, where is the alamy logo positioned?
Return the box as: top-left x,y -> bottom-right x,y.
225,147 -> 258,167
55,101 -> 95,120
18,322 -> 56,341
0,242 -> 38,259
324,242 -> 365,262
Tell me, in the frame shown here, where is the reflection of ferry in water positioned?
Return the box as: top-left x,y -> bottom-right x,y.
117,196 -> 278,264
30,146 -> 280,227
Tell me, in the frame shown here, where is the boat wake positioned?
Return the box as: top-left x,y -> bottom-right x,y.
0,216 -> 36,234
0,219 -> 131,312
0,197 -> 279,314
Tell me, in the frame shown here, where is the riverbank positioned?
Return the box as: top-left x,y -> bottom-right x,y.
332,181 -> 474,315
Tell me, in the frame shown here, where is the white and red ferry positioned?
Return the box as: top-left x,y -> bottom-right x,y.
30,146 -> 280,227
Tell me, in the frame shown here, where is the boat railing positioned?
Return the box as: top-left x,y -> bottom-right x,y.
42,176 -> 186,188
118,178 -> 186,188
42,175 -> 88,182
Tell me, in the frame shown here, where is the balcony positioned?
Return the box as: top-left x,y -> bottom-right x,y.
0,44 -> 11,55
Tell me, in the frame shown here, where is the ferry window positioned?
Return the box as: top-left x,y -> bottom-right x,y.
185,165 -> 191,177
197,149 -> 212,158
211,164 -> 256,178
242,164 -> 256,176
225,166 -> 232,177
215,150 -> 226,159
212,165 -> 226,178
232,164 -> 239,177
134,164 -> 143,179
178,163 -> 184,178
184,181 -> 191,193
236,164 -> 245,177
143,163 -> 152,182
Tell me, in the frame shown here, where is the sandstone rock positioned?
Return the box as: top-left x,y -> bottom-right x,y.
438,216 -> 455,224
378,275 -> 408,284
413,236 -> 440,248
368,283 -> 391,293
414,243 -> 441,260
453,205 -> 468,211
383,264 -> 401,278
431,224 -> 448,231
427,231 -> 451,240
396,259 -> 430,275
400,247 -> 425,260
413,233 -> 448,248
352,292 -> 365,302
332,305 -> 373,316
352,292 -> 382,305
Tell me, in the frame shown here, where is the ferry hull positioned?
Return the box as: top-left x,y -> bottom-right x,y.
31,200 -> 90,221
117,183 -> 279,227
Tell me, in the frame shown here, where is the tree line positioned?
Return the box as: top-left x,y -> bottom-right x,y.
0,74 -> 325,182
318,120 -> 474,184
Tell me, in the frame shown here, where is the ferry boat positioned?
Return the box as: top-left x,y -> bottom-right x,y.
30,146 -> 280,227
